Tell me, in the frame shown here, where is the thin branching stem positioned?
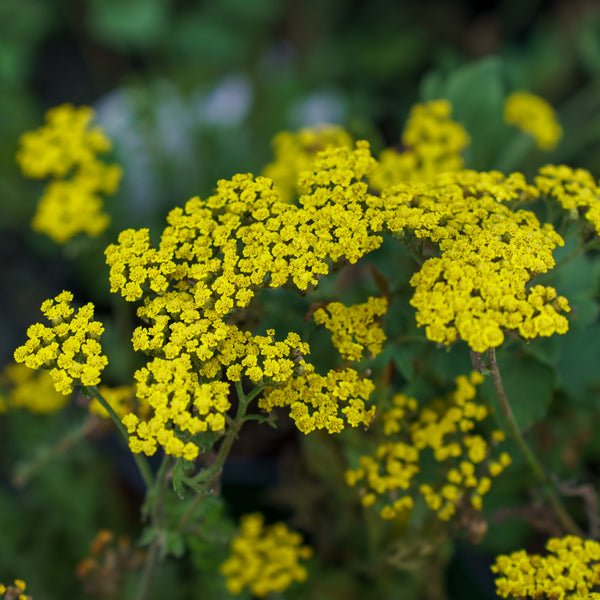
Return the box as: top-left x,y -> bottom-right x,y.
486,348 -> 582,536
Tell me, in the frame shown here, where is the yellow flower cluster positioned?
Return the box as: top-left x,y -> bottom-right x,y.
220,513 -> 312,597
106,144 -> 383,456
371,170 -> 570,352
492,535 -> 600,599
536,164 -> 600,235
504,91 -> 562,151
16,104 -> 122,244
346,372 -> 510,522
262,125 -> 353,202
13,291 -> 108,394
0,363 -> 69,414
371,100 -> 470,190
122,357 -> 231,460
313,296 -> 388,362
259,363 -> 375,434
0,579 -> 30,600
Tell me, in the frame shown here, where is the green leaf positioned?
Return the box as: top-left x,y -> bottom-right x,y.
172,458 -> 187,500
556,323 -> 600,405
87,0 -> 169,50
482,350 -> 556,432
164,530 -> 185,558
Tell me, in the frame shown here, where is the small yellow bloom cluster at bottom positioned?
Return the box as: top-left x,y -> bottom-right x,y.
220,513 -> 312,597
492,535 -> 600,599
0,579 -> 31,600
346,371 -> 510,523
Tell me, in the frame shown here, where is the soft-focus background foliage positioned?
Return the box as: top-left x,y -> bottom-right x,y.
4,1 -> 600,599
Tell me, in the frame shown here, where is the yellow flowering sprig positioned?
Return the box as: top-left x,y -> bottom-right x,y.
0,579 -> 31,600
370,99 -> 470,190
263,125 -> 353,202
220,513 -> 312,597
504,91 -> 562,151
346,371 -> 510,524
313,296 -> 388,362
368,169 -> 571,352
17,104 -> 122,244
13,291 -> 108,395
492,535 -> 600,599
535,164 -> 600,238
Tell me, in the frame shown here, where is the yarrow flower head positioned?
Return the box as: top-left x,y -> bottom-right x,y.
369,169 -> 570,352
0,363 -> 69,414
263,125 -> 353,202
220,513 -> 312,597
371,99 -> 470,190
346,372 -> 510,524
313,296 -> 388,362
504,91 -> 562,151
13,291 -> 107,395
16,104 -> 122,244
492,535 -> 600,599
535,164 -> 600,236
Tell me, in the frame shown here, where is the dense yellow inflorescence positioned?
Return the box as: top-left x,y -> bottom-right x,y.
105,144 -> 382,457
13,291 -> 108,395
313,296 -> 388,362
346,372 -> 511,522
262,125 -> 353,202
504,91 -> 562,151
370,169 -> 570,352
492,535 -> 600,599
16,104 -> 122,244
220,513 -> 312,597
536,164 -> 600,236
0,363 -> 69,414
371,99 -> 470,190
0,578 -> 31,600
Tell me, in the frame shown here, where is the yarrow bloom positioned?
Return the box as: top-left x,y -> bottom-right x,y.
492,535 -> 600,599
313,296 -> 388,362
535,164 -> 600,236
16,104 -> 122,244
106,143 -> 383,458
504,91 -> 562,151
262,125 -> 353,202
371,99 -> 470,190
220,513 -> 312,597
0,363 -> 69,414
13,291 -> 107,395
0,579 -> 32,600
346,372 -> 510,523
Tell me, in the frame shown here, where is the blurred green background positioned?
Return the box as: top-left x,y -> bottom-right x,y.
4,1 -> 600,598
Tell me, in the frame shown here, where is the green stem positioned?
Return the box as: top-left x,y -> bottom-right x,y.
85,386 -> 153,490
136,453 -> 172,600
486,348 -> 582,536
135,538 -> 161,600
178,382 -> 260,530
13,416 -> 97,487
